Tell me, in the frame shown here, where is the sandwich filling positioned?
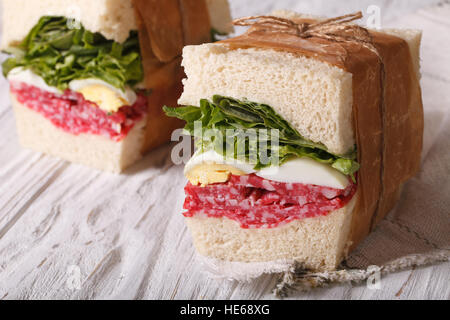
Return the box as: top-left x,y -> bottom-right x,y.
164,95 -> 360,228
2,16 -> 146,141
184,174 -> 356,229
10,81 -> 147,141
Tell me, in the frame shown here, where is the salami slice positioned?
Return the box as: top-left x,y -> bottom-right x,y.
184,174 -> 357,229
11,82 -> 148,141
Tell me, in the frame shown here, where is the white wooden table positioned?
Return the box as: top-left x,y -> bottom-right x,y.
0,0 -> 448,300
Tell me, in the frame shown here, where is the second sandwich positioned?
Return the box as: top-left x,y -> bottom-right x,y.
165,11 -> 423,276
2,0 -> 232,172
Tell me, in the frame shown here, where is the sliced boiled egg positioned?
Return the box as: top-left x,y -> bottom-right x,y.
7,68 -> 137,114
184,150 -> 350,189
69,79 -> 137,113
7,67 -> 62,95
184,150 -> 256,186
257,157 -> 350,189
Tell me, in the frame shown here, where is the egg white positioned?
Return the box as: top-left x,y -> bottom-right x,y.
185,150 -> 350,190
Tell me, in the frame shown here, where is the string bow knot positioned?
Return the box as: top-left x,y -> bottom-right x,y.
233,12 -> 380,57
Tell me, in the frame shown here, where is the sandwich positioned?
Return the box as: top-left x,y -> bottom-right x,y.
164,11 -> 424,276
1,0 -> 233,173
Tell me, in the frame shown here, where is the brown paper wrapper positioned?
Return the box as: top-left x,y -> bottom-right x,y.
132,0 -> 212,152
221,22 -> 424,251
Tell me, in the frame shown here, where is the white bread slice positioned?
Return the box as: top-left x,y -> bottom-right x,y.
1,0 -> 137,46
1,0 -> 233,48
186,194 -> 357,272
12,95 -> 147,173
178,21 -> 422,156
179,45 -> 354,155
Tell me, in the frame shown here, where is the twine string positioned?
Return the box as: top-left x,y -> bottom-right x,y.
232,12 -> 380,57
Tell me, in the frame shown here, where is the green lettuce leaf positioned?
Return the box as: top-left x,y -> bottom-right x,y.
164,96 -> 360,178
2,16 -> 143,91
210,28 -> 228,42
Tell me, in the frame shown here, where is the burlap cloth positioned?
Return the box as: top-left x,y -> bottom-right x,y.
273,111 -> 450,296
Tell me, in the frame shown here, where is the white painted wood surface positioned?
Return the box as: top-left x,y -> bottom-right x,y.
0,0 -> 449,300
